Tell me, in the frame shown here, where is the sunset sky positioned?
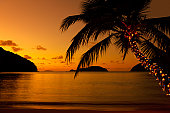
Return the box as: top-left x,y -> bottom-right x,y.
0,0 -> 170,71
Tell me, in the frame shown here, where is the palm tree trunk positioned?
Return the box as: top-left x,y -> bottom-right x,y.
130,40 -> 170,95
122,22 -> 170,95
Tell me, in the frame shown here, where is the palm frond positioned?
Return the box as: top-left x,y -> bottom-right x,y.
81,0 -> 151,15
60,14 -> 83,31
81,0 -> 106,14
74,33 -> 115,78
122,48 -> 128,60
114,33 -> 130,60
65,19 -> 119,62
65,24 -> 91,62
141,40 -> 166,59
141,40 -> 169,73
65,23 -> 109,62
137,0 -> 151,13
144,16 -> 170,35
142,24 -> 170,51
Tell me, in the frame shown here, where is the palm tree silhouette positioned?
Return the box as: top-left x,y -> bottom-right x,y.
60,0 -> 170,95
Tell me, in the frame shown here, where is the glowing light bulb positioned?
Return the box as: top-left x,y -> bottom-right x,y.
167,84 -> 170,88
162,74 -> 165,77
162,78 -> 165,81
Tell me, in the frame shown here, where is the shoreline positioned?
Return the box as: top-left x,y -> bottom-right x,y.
0,109 -> 170,113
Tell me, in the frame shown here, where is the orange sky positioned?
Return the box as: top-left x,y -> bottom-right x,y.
0,0 -> 170,71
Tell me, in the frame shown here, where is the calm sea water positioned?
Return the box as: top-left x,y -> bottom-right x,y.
0,72 -> 170,111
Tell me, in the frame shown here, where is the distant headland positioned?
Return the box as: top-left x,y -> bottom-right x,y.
0,47 -> 37,72
70,66 -> 108,72
130,63 -> 148,72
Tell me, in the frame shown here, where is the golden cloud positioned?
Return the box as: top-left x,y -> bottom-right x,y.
60,61 -> 65,63
36,45 -> 47,50
11,47 -> 22,52
110,60 -> 124,64
51,55 -> 63,59
24,55 -> 32,59
0,40 -> 17,46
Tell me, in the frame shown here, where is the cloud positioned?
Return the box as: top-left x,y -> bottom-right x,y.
51,55 -> 63,59
42,57 -> 46,60
102,63 -> 106,65
11,47 -> 22,52
58,56 -> 63,59
110,60 -> 124,64
37,57 -> 48,60
24,55 -> 32,59
0,40 -> 17,46
36,45 -> 47,51
60,61 -> 65,63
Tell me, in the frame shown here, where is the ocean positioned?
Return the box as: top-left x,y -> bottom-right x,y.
0,72 -> 170,111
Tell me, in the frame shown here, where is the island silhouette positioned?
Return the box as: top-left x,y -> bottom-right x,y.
70,66 -> 108,72
131,63 -> 149,72
0,47 -> 37,72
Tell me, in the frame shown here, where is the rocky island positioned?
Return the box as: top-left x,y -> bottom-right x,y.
70,66 -> 108,72
0,47 -> 37,72
130,63 -> 148,72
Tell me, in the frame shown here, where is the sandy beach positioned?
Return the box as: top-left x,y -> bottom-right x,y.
0,109 -> 170,113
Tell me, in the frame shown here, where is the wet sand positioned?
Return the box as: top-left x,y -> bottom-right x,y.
0,109 -> 170,113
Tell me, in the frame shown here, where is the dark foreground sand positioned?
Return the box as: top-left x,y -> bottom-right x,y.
0,109 -> 170,113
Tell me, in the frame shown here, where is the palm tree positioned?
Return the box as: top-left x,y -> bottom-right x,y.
60,0 -> 170,95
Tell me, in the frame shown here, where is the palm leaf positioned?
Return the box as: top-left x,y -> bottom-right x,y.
144,16 -> 170,35
141,40 -> 166,59
114,33 -> 130,60
60,14 -> 83,31
65,23 -> 109,62
142,24 -> 170,51
81,0 -> 151,16
74,33 -> 115,78
140,40 -> 169,73
65,18 -> 121,62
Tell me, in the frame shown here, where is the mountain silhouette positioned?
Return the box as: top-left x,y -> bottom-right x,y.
0,47 -> 37,72
131,63 -> 149,72
70,66 -> 108,72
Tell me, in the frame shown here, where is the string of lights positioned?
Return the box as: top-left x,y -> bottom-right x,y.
122,22 -> 170,95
